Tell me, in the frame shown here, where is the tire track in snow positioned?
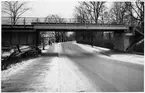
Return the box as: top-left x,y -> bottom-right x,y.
52,43 -> 100,92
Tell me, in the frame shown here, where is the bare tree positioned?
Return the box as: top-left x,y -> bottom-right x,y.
74,2 -> 90,23
125,1 -> 144,33
44,15 -> 66,23
2,1 -> 30,25
2,1 -> 30,53
74,1 -> 106,24
124,1 -> 144,52
108,1 -> 144,32
101,11 -> 113,24
74,1 -> 106,46
109,1 -> 144,52
89,1 -> 106,23
43,15 -> 67,43
109,2 -> 128,24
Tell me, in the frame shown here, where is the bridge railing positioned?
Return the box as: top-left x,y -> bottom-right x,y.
2,17 -> 37,25
2,17 -> 126,26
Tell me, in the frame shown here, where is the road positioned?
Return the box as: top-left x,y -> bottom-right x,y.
2,42 -> 144,92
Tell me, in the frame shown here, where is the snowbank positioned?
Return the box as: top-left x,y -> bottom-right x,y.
45,45 -> 50,49
93,46 -> 110,51
110,54 -> 144,65
2,58 -> 38,81
76,43 -> 144,65
76,43 -> 110,53
75,43 -> 95,53
2,52 -> 11,57
20,46 -> 30,49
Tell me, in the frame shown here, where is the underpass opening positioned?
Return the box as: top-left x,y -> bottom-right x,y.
2,22 -> 130,52
75,31 -> 115,49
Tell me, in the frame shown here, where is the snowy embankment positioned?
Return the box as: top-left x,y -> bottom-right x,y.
2,45 -> 49,81
75,43 -> 144,91
110,54 -> 144,65
76,43 -> 144,65
2,52 -> 11,58
2,58 -> 38,81
2,46 -> 30,58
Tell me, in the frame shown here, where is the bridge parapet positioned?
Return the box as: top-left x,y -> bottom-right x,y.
2,17 -> 126,26
2,17 -> 130,32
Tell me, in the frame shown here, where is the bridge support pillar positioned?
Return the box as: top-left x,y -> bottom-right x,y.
91,31 -> 94,47
113,32 -> 131,51
35,30 -> 39,49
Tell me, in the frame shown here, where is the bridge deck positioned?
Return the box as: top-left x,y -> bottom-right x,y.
34,23 -> 128,31
2,23 -> 129,32
2,25 -> 34,32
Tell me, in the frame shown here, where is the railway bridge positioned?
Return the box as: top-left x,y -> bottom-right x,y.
2,17 -> 133,51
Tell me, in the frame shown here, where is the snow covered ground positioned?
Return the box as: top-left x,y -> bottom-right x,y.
76,43 -> 110,53
2,52 -> 11,57
2,42 -> 144,92
2,45 -> 51,80
2,43 -> 100,92
41,45 -> 50,53
76,43 -> 144,65
110,54 -> 144,65
2,58 -> 39,81
20,46 -> 30,49
2,46 -> 30,58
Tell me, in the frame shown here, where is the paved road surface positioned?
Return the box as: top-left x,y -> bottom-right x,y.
2,42 -> 144,92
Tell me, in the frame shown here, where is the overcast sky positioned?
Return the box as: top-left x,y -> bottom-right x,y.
2,0 -> 138,18
18,1 -> 113,18
22,1 -> 79,18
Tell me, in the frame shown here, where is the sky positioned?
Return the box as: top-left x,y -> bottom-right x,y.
9,0 -> 113,18
22,1 -> 80,18
2,0 -> 138,18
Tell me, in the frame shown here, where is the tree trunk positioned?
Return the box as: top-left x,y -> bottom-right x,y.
43,38 -> 45,50
16,45 -> 21,53
141,22 -> 144,33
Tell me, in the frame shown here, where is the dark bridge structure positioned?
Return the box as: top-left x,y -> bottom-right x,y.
2,17 -> 133,51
